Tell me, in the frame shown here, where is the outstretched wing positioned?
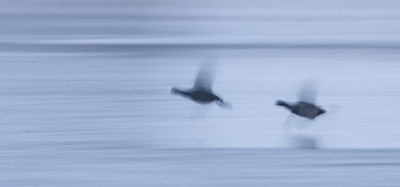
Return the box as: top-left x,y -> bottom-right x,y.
298,79 -> 318,104
193,61 -> 216,92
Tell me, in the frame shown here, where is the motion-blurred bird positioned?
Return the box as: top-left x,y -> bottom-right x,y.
169,61 -> 231,108
276,80 -> 325,120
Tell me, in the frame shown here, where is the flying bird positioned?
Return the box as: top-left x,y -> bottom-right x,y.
276,80 -> 325,120
169,61 -> 231,108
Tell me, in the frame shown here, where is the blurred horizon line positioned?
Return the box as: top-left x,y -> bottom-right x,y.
2,40 -> 400,53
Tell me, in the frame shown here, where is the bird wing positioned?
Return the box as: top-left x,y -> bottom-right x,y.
298,79 -> 318,104
193,60 -> 216,92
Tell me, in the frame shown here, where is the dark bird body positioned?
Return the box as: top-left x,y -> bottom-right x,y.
276,80 -> 326,120
170,88 -> 222,104
276,100 -> 325,120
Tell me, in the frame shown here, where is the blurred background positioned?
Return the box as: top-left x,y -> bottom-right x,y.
1,0 -> 400,186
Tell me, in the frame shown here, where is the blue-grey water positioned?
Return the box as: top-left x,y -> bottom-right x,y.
1,0 -> 400,186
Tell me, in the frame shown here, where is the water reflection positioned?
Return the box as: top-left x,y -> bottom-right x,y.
287,135 -> 319,149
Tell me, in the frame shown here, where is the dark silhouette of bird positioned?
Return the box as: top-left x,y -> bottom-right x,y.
169,61 -> 231,108
276,80 -> 325,120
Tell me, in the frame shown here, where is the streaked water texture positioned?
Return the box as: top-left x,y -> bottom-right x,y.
1,0 -> 400,186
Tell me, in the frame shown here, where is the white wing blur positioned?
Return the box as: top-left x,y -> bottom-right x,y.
298,79 -> 318,104
193,61 -> 216,92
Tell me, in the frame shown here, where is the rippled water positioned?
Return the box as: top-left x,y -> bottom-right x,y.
2,148 -> 400,186
1,0 -> 400,186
